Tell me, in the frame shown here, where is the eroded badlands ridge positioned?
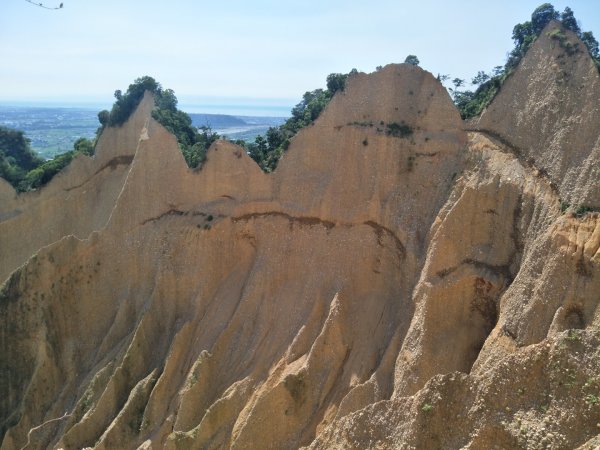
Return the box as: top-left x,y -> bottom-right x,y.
1,23 -> 599,450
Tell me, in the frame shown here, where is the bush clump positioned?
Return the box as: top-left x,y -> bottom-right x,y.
0,126 -> 43,188
386,122 -> 413,138
0,125 -> 95,192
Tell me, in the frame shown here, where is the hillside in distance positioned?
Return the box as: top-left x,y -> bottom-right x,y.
0,18 -> 599,450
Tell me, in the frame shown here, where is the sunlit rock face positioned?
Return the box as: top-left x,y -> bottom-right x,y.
1,25 -> 599,449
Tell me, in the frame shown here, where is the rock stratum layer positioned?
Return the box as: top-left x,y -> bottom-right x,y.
1,23 -> 599,450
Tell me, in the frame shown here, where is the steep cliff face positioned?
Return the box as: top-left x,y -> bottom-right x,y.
0,24 -> 599,450
0,93 -> 154,283
474,20 -> 600,210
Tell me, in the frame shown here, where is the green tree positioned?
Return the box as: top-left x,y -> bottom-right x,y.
581,31 -> 599,59
155,88 -> 178,111
0,127 -> 42,172
248,135 -> 268,167
531,3 -> 559,34
512,21 -> 534,47
404,55 -> 420,66
471,71 -> 490,85
19,151 -> 75,191
560,7 -> 580,34
180,126 -> 216,169
73,137 -> 94,156
452,78 -> 465,90
107,76 -> 160,126
326,73 -> 348,94
97,110 -> 110,127
242,70 -> 356,172
5,76 -> 223,190
95,76 -> 219,169
0,126 -> 44,188
266,127 -> 285,150
150,89 -> 219,168
15,135 -> 96,191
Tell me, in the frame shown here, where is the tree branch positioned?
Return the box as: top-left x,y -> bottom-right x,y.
23,0 -> 63,10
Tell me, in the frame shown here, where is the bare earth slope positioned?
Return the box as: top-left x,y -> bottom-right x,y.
1,26 -> 599,450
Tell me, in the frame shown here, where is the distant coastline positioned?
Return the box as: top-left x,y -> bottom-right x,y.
0,104 -> 289,158
0,99 -> 294,118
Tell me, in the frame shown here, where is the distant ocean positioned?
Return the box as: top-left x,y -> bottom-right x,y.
0,99 -> 294,118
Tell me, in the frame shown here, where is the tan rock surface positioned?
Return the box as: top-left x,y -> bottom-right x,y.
1,56 -> 599,450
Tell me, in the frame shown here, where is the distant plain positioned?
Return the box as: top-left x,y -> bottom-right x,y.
0,105 -> 287,159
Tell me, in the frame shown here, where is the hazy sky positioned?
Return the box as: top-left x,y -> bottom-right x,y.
1,0 -> 599,114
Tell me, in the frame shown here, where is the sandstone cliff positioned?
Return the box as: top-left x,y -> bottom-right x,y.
474,20 -> 600,210
1,22 -> 599,450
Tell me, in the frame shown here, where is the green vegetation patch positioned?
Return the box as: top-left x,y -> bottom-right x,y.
548,28 -> 581,55
559,199 -> 598,217
0,124 -> 94,192
0,126 -> 44,188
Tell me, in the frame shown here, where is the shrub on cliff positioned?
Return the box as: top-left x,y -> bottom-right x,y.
101,76 -> 160,127
0,126 -> 43,187
404,55 -> 420,66
17,137 -> 96,191
0,126 -> 97,192
150,88 -> 219,169
243,69 -> 357,172
0,131 -> 95,192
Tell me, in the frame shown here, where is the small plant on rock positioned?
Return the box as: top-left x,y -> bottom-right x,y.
422,403 -> 433,413
386,122 -> 413,138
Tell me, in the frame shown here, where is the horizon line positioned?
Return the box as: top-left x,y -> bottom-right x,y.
0,100 -> 293,118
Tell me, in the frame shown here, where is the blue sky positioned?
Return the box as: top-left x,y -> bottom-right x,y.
1,0 -> 599,115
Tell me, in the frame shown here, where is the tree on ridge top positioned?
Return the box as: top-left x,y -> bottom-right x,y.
404,55 -> 420,66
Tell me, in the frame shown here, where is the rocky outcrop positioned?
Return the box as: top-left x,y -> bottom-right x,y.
1,30 -> 599,450
474,20 -> 600,209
